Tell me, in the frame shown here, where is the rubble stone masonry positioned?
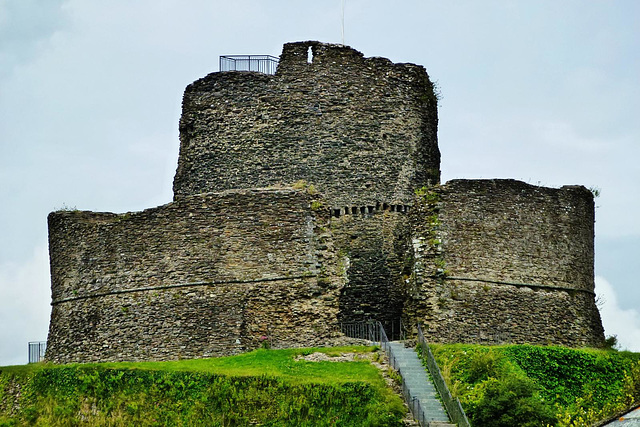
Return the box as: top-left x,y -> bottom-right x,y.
173,41 -> 441,208
46,189 -> 343,363
45,42 -> 604,363
407,179 -> 604,347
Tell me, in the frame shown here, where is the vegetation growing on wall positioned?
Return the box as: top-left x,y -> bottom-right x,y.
0,347 -> 405,426
430,343 -> 640,427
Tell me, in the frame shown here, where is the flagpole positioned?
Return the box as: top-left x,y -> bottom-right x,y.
341,0 -> 345,45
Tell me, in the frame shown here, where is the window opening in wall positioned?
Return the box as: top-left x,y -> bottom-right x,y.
307,46 -> 313,63
360,206 -> 366,215
333,209 -> 341,217
351,207 -> 357,215
367,206 -> 374,214
383,203 -> 389,210
390,205 -> 396,212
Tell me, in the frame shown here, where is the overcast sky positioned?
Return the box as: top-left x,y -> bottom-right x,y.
1,0 -> 638,365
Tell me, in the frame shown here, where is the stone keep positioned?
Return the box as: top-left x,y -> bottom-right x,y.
45,41 -> 604,363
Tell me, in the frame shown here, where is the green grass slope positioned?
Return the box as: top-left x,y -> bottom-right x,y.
0,346 -> 405,426
429,344 -> 640,427
4,343 -> 638,426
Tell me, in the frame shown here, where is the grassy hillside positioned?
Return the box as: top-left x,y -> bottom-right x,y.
430,344 -> 640,427
3,344 -> 639,426
0,346 -> 405,426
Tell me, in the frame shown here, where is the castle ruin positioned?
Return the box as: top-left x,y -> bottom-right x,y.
45,41 -> 604,363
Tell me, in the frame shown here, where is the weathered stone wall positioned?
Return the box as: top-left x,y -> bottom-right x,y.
45,41 -> 606,363
407,179 -> 604,347
173,41 -> 440,208
415,279 -> 604,347
327,207 -> 413,336
46,189 -> 344,363
438,179 -> 595,291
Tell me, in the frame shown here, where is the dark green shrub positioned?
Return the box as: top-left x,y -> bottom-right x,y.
467,349 -> 506,383
471,374 -> 556,427
604,335 -> 619,350
431,344 -> 640,427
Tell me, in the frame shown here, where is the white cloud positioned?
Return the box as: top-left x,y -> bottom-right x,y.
595,276 -> 640,352
0,244 -> 51,366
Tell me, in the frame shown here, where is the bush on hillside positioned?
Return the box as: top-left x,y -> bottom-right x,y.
471,374 -> 556,427
430,344 -> 640,427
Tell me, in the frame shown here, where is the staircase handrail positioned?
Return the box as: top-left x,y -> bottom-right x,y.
416,324 -> 471,427
379,322 -> 454,426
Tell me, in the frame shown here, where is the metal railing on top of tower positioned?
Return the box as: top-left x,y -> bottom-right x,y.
219,55 -> 279,75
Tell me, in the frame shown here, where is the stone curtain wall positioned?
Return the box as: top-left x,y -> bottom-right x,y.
419,281 -> 603,347
46,189 -> 344,363
409,179 -> 604,347
173,41 -> 441,208
438,179 -> 595,292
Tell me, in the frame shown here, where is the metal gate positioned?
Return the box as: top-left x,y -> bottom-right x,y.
28,341 -> 46,363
